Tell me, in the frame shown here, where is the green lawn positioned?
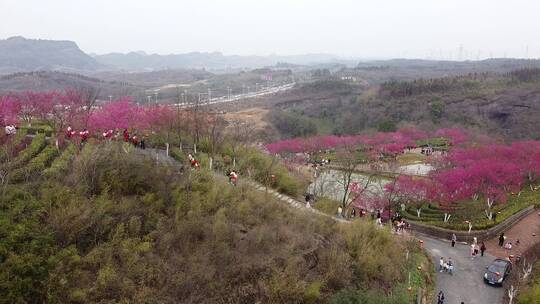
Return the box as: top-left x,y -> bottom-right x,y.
396,153 -> 426,165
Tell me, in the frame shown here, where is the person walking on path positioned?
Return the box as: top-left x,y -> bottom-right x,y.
337,206 -> 343,218
480,242 -> 486,257
439,257 -> 445,272
451,233 -> 457,247
499,233 -> 505,247
123,129 -> 130,142
228,170 -> 238,186
437,291 -> 445,304
470,244 -> 477,259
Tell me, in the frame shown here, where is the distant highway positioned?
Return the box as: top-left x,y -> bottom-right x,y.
174,82 -> 295,108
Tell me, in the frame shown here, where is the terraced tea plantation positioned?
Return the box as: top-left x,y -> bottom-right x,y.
1,134 -> 77,184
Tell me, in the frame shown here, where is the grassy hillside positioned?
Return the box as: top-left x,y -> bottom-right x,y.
0,142 -> 431,303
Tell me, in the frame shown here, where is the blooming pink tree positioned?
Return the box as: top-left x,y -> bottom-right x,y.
434,145 -> 524,220
0,95 -> 20,126
391,175 -> 431,217
88,97 -> 147,132
511,141 -> 540,186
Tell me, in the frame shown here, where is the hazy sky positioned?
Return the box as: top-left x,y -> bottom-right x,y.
1,0 -> 539,59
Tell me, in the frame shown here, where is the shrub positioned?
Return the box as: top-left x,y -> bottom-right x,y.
7,133 -> 47,170
169,147 -> 187,164
44,144 -> 77,177
238,148 -> 302,196
313,197 -> 341,215
0,129 -> 28,162
11,145 -> 59,182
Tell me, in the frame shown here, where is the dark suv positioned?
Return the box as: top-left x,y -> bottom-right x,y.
484,258 -> 512,286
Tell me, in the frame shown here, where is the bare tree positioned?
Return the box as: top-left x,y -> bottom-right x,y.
228,120 -> 256,168
205,114 -> 227,170
75,85 -> 100,129
335,148 -> 376,215
507,285 -> 518,304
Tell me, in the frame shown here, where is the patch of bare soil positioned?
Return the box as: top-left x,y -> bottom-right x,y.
222,107 -> 270,130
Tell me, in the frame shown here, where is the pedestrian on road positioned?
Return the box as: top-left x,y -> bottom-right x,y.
499,233 -> 505,247
470,244 -> 476,259
445,258 -> 454,275
439,257 -> 445,272
451,233 -> 457,247
480,242 -> 486,257
437,291 -> 445,304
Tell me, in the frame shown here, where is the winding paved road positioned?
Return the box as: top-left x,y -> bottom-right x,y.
420,236 -> 504,304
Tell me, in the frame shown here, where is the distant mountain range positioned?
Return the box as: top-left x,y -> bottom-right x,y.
92,51 -> 342,71
0,36 -> 345,74
0,36 -> 103,74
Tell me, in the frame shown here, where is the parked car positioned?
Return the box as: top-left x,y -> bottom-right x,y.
484,258 -> 512,286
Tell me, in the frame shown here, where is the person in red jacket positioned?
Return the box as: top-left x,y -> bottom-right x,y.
103,129 -> 113,140
228,170 -> 238,186
188,154 -> 200,169
79,128 -> 89,143
66,126 -> 76,139
131,134 -> 139,147
123,129 -> 130,142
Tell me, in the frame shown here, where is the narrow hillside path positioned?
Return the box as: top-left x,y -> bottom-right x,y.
484,211 -> 540,259
140,147 -> 348,223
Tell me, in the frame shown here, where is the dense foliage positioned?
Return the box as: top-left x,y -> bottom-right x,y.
0,142 -> 429,303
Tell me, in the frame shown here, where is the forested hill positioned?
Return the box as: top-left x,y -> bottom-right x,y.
0,36 -> 103,74
264,69 -> 540,140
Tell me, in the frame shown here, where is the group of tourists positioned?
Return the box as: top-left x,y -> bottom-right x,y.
65,126 -> 146,149
499,232 -> 520,251
469,237 -> 487,258
439,257 -> 454,274
66,126 -> 90,144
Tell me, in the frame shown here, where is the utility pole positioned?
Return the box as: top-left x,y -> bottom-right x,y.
154,92 -> 158,103
207,88 -> 211,104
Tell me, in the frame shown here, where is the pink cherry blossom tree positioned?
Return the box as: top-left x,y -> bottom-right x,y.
88,97 -> 146,131
0,95 -> 20,126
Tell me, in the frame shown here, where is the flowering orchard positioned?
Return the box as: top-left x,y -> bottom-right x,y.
265,127 -> 472,159
349,141 -> 540,223
267,128 -> 540,223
